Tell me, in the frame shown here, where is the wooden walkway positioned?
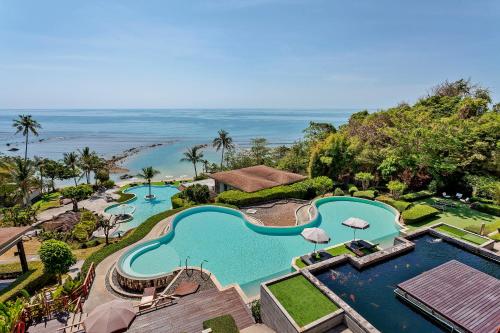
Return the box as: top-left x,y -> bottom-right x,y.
396,260 -> 500,333
128,287 -> 254,333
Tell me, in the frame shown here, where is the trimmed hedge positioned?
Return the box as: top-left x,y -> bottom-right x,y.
352,190 -> 377,200
81,207 -> 185,276
202,314 -> 239,333
400,190 -> 435,202
471,203 -> 500,217
216,177 -> 333,207
376,195 -> 412,212
401,204 -> 439,224
348,185 -> 358,196
0,262 -> 56,303
333,188 -> 345,196
470,196 -> 494,204
171,192 -> 191,209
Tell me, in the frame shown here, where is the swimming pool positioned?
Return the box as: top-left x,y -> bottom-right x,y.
105,185 -> 180,234
315,234 -> 500,332
118,197 -> 401,296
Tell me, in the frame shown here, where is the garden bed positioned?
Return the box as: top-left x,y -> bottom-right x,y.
432,224 -> 489,246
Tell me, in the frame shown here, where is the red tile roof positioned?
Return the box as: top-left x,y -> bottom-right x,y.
208,165 -> 307,192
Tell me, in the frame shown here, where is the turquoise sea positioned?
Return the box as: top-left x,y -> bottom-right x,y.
0,109 -> 358,179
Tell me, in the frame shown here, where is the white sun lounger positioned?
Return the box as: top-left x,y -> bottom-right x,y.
246,209 -> 257,214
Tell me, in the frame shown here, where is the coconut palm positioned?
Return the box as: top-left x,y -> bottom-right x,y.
180,145 -> 205,178
212,129 -> 234,169
12,114 -> 41,162
9,158 -> 36,206
33,156 -> 47,193
63,152 -> 80,186
78,147 -> 98,184
137,166 -> 159,198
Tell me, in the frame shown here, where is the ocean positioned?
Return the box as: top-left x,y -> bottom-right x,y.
0,109 -> 357,179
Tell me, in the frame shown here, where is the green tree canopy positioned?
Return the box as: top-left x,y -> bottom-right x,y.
38,239 -> 76,284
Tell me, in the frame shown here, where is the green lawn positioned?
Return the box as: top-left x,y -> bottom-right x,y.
294,244 -> 356,269
405,197 -> 499,233
433,224 -> 489,245
32,192 -> 61,211
268,275 -> 338,327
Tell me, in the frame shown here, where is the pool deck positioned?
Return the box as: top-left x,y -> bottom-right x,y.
396,260 -> 500,333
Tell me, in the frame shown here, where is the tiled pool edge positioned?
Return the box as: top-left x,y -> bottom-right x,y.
262,228 -> 499,333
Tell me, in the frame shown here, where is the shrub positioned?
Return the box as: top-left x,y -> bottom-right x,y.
376,195 -> 412,212
464,174 -> 499,201
101,179 -> 115,189
353,190 -> 376,200
354,172 -> 374,190
183,184 -> 210,204
38,240 -> 76,284
400,190 -> 435,202
402,204 -> 439,224
471,203 -> 500,217
348,185 -> 358,196
251,300 -> 261,323
171,193 -> 189,209
470,197 -> 494,204
202,314 -> 239,333
216,177 -> 333,207
387,180 -> 407,199
333,188 -> 344,196
72,211 -> 97,242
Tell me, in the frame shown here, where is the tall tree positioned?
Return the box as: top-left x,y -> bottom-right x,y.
63,152 -> 80,186
12,115 -> 41,161
212,129 -> 234,169
8,158 -> 36,206
180,145 -> 205,178
78,147 -> 100,184
33,156 -> 47,194
137,166 -> 160,198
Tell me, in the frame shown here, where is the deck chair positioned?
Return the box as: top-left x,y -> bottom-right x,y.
442,192 -> 451,198
138,287 -> 156,310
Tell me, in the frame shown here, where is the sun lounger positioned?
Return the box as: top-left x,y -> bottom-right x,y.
460,197 -> 470,203
355,239 -> 379,250
442,192 -> 451,198
456,193 -> 463,199
246,208 -> 257,214
139,287 -> 156,310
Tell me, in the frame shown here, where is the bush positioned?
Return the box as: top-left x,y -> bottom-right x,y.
387,180 -> 407,199
72,211 -> 97,242
171,193 -> 189,209
354,172 -> 374,190
216,177 -> 333,207
376,195 -> 412,212
101,180 -> 115,189
471,203 -> 500,217
38,240 -> 76,284
81,208 -> 186,277
348,185 -> 358,196
251,300 -> 261,323
333,188 -> 344,196
353,190 -> 376,200
183,184 -> 210,204
402,204 -> 439,224
400,190 -> 435,202
464,174 -> 499,201
470,196 -> 494,204
202,314 -> 239,333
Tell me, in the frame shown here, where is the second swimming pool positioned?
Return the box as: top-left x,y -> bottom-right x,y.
118,196 -> 401,296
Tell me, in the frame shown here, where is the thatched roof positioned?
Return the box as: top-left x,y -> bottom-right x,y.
208,165 -> 307,192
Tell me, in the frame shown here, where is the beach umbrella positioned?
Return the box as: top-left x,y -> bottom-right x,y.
342,217 -> 369,241
301,227 -> 330,253
84,299 -> 136,333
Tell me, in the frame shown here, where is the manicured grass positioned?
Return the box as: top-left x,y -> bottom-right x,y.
376,195 -> 412,212
295,258 -> 307,268
433,225 -> 488,245
406,198 -> 500,234
32,192 -> 61,211
268,275 -> 338,327
325,244 -> 355,257
202,314 -> 239,333
402,204 -> 439,224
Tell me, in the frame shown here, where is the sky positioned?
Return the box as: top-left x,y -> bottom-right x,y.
0,0 -> 499,109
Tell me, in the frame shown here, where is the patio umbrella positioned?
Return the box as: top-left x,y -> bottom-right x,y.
84,299 -> 136,333
301,227 -> 330,253
342,217 -> 369,241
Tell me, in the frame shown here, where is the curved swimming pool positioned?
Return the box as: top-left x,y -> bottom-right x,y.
105,185 -> 180,234
118,197 -> 400,296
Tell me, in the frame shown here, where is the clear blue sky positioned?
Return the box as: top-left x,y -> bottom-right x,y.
1,0 -> 499,109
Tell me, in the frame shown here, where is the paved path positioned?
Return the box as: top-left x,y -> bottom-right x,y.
83,214 -> 174,312
36,196 -> 116,223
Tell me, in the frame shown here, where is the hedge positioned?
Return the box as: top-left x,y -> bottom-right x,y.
376,195 -> 412,212
333,188 -> 345,196
470,196 -> 494,204
400,190 -> 435,202
352,190 -> 377,200
203,315 -> 239,333
215,177 -> 333,207
81,207 -> 186,276
171,192 -> 191,209
471,203 -> 500,217
401,204 -> 439,224
348,185 -> 358,196
0,262 -> 56,303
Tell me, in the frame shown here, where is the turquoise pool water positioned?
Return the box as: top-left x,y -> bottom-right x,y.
105,185 -> 179,234
119,197 -> 400,296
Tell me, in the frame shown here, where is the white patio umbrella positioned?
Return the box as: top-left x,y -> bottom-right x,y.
84,299 -> 136,333
301,227 -> 330,254
342,217 -> 370,241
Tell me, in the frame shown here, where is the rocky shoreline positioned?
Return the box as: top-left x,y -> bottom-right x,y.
106,142 -> 173,174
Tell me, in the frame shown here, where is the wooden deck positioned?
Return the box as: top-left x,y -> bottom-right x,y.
396,260 -> 500,333
127,287 -> 254,333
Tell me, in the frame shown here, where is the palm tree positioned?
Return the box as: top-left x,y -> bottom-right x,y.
33,156 -> 47,193
63,152 -> 80,186
78,147 -> 96,184
9,158 -> 36,206
137,166 -> 159,198
12,115 -> 41,161
180,145 -> 205,178
212,129 -> 234,169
